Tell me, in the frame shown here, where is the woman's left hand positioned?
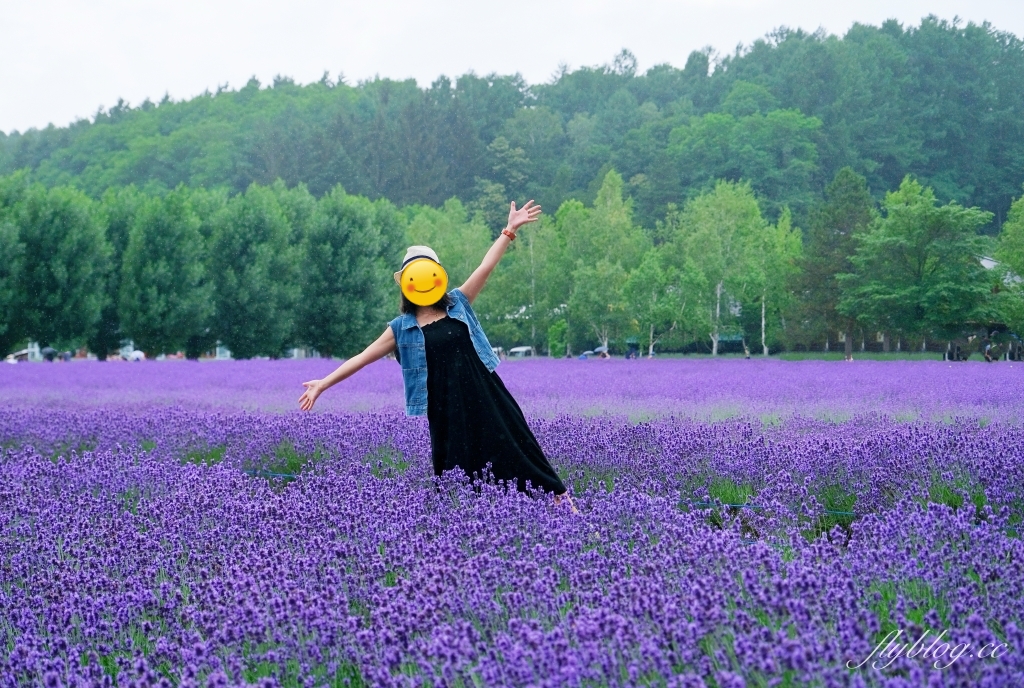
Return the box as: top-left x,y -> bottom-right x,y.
507,200 -> 542,233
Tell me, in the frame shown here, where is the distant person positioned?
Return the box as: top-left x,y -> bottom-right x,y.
984,340 -> 993,363
298,201 -> 574,511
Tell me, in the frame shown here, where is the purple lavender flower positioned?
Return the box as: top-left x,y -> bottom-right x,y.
1,359 -> 1022,685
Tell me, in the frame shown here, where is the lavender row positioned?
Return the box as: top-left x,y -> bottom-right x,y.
2,407 -> 1023,686
3,407 -> 1022,524
4,358 -> 1024,420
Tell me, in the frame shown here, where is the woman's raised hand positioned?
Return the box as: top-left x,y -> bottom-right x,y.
507,200 -> 542,233
298,380 -> 324,411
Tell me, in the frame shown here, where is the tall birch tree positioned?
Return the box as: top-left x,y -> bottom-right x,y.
752,208 -> 802,355
665,181 -> 764,355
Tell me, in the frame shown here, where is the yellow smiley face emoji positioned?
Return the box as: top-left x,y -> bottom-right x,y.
396,258 -> 449,306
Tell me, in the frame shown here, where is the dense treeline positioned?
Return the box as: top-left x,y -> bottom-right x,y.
0,174 -> 401,358
3,15 -> 1024,359
2,167 -> 1023,359
3,17 -> 1023,230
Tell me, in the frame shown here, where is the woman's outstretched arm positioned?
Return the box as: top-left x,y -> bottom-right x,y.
298,327 -> 396,411
459,200 -> 542,304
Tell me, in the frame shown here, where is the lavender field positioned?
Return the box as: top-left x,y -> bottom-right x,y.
2,359 -> 1023,687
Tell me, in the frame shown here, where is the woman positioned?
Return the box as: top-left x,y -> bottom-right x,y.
298,201 -> 573,507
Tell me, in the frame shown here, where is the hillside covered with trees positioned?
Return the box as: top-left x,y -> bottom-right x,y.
2,15 -> 1024,360
3,16 -> 1023,229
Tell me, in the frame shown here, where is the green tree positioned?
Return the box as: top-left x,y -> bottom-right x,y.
182,186 -> 230,357
88,186 -> 146,359
797,167 -> 875,356
838,176 -> 994,344
15,185 -> 110,348
720,81 -> 778,117
487,136 -> 529,193
995,191 -> 1024,277
0,218 -> 25,354
500,105 -> 567,206
571,170 -> 649,270
468,178 -> 511,235
568,259 -> 628,351
269,180 -> 317,243
663,181 -> 765,355
0,174 -> 26,354
550,170 -> 649,351
119,189 -> 214,357
994,190 -> 1024,335
187,186 -> 230,242
626,107 -> 822,226
750,207 -> 802,355
297,186 -> 403,357
623,249 -> 677,356
550,176 -> 636,268
209,183 -> 300,359
546,319 -> 568,357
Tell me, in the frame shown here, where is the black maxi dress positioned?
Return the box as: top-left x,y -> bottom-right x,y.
421,315 -> 566,494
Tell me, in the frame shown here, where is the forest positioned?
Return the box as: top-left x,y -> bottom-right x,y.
2,15 -> 1024,358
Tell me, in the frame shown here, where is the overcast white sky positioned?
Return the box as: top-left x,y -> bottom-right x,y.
1,0 -> 1021,134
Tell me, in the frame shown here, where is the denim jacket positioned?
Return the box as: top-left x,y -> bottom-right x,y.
389,288 -> 500,416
